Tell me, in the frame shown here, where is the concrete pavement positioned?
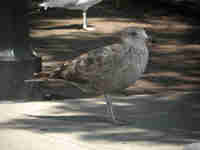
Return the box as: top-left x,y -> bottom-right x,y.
0,92 -> 200,150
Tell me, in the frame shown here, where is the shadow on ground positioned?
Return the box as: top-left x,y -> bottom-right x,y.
0,92 -> 200,145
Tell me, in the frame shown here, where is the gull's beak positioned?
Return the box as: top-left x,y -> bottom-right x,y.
147,35 -> 152,42
145,35 -> 153,47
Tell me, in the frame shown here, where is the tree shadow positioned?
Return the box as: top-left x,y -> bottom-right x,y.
35,24 -> 83,30
1,92 -> 200,145
30,1 -> 200,96
32,32 -> 117,63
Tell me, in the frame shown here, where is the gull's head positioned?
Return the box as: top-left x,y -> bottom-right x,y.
121,27 -> 149,41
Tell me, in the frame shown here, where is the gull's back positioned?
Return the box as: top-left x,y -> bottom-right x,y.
54,28 -> 149,93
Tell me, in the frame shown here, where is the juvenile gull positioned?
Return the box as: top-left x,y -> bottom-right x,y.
37,27 -> 150,124
39,0 -> 103,31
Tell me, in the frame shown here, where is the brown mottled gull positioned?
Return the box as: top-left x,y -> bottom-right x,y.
36,27 -> 150,124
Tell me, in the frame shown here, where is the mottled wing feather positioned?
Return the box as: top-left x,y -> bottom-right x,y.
60,43 -> 125,82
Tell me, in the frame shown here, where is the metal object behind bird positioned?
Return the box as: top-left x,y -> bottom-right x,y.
39,0 -> 103,30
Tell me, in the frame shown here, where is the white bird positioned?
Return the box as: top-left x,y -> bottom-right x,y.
39,0 -> 103,31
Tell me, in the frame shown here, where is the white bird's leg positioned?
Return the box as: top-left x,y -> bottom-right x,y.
82,10 -> 95,31
83,11 -> 87,29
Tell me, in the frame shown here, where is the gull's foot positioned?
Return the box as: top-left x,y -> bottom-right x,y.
110,118 -> 130,126
83,26 -> 96,31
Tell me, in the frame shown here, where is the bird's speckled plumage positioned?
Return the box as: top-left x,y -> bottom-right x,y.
51,27 -> 149,94
48,27 -> 150,124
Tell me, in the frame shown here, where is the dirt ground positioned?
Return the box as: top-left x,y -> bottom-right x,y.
30,1 -> 200,97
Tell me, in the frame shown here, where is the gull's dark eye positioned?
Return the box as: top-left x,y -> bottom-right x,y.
130,32 -> 137,36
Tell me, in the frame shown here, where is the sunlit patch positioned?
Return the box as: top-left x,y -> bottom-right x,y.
158,44 -> 200,50
30,3 -> 200,96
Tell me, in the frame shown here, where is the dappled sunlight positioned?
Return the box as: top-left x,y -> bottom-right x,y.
155,44 -> 200,51
32,16 -> 200,93
0,1 -> 199,149
30,0 -> 200,98
0,92 -> 199,145
145,18 -> 194,32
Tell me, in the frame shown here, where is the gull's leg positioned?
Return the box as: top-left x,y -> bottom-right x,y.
104,94 -> 126,125
83,11 -> 87,29
82,10 -> 95,31
104,94 -> 117,122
